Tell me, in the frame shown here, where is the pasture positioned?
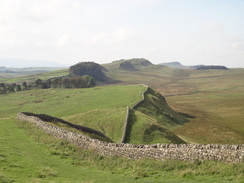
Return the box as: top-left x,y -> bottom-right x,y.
0,63 -> 243,182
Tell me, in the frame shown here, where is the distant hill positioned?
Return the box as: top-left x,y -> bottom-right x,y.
0,58 -> 66,68
190,65 -> 204,69
69,62 -> 116,83
159,62 -> 229,70
118,61 -> 140,71
159,61 -> 187,69
196,65 -> 229,70
104,58 -> 155,71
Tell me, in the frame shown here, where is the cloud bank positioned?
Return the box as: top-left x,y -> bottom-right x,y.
0,0 -> 243,67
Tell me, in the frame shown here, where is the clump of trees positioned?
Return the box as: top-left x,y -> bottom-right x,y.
0,83 -> 22,94
0,75 -> 95,94
0,61 -> 113,94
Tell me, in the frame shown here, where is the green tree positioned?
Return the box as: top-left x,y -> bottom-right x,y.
0,83 -> 7,94
22,82 -> 28,90
51,78 -> 61,88
34,79 -> 42,89
61,78 -> 70,88
83,75 -> 96,87
7,84 -> 15,93
16,85 -> 22,91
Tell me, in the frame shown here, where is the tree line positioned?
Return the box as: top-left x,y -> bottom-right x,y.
0,75 -> 95,94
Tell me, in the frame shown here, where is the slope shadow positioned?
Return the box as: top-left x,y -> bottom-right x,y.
178,112 -> 195,119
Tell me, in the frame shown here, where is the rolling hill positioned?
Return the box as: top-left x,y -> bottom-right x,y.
0,84 -> 185,144
102,59 -> 244,144
1,59 -> 244,182
159,61 -> 188,69
1,58 -> 243,144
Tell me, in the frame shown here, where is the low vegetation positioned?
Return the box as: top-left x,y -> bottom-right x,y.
21,112 -> 113,143
0,75 -> 95,94
125,110 -> 185,144
0,59 -> 243,182
103,60 -> 244,144
1,118 -> 243,182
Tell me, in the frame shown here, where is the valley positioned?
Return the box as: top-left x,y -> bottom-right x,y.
0,58 -> 243,182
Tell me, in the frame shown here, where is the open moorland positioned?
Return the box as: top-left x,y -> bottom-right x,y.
0,58 -> 243,182
103,59 -> 244,144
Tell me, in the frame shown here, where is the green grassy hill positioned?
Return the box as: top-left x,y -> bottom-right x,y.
125,110 -> 185,144
64,108 -> 128,142
0,84 -> 184,144
1,62 -> 244,182
137,87 -> 187,127
103,61 -> 244,144
0,69 -> 69,83
2,118 -> 243,182
2,59 -> 243,144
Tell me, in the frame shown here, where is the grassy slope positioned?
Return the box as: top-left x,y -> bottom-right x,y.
127,110 -> 185,144
0,69 -> 69,83
0,66 -> 243,182
168,69 -> 244,144
64,108 -> 127,143
0,74 -> 188,144
0,119 -> 154,183
0,83 -> 185,145
0,85 -> 146,142
124,87 -> 186,144
2,119 -> 243,183
103,62 -> 244,144
3,62 -> 243,144
0,85 -> 145,118
65,87 -> 187,144
137,88 -> 187,127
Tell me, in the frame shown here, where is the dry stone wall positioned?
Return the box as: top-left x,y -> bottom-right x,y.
120,106 -> 130,143
132,84 -> 148,110
120,84 -> 149,143
17,112 -> 243,163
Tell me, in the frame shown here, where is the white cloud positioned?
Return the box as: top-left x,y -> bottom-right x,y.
0,0 -> 243,67
0,0 -> 85,22
55,34 -> 72,46
206,21 -> 224,30
223,35 -> 242,42
89,28 -> 136,45
115,28 -> 135,42
222,35 -> 244,52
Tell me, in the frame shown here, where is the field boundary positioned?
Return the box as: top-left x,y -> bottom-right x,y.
120,106 -> 130,143
121,84 -> 149,143
131,84 -> 148,109
17,112 -> 243,164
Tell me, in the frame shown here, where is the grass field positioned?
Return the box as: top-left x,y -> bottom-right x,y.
0,62 -> 243,182
0,69 -> 69,83
1,118 -> 243,182
126,110 -> 185,144
167,69 -> 244,144
0,85 -> 147,143
0,85 -> 145,118
103,62 -> 244,144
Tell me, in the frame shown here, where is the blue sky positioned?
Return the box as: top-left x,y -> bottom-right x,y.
0,0 -> 243,67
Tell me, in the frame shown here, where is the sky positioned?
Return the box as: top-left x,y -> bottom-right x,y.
0,0 -> 244,67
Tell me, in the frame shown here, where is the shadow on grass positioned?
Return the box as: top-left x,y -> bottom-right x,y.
123,110 -> 137,143
179,112 -> 195,119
